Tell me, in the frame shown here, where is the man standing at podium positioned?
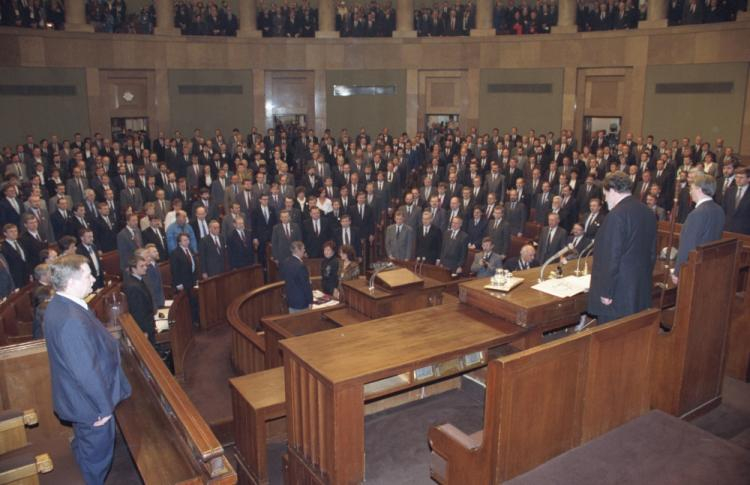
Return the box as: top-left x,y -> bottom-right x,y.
588,171 -> 656,324
281,241 -> 313,313
45,255 -> 131,484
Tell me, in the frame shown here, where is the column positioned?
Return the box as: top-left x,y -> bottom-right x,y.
316,0 -> 339,38
64,0 -> 93,32
154,0 -> 179,35
238,0 -> 261,37
551,0 -> 577,33
394,0 -> 417,37
470,0 -> 495,36
640,0 -> 668,28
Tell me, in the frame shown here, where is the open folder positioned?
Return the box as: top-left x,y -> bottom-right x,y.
531,274 -> 591,299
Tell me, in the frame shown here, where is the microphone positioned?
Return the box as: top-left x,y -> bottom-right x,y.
539,244 -> 576,282
575,239 -> 596,275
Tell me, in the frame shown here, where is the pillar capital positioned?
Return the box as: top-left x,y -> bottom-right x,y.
64,0 -> 94,32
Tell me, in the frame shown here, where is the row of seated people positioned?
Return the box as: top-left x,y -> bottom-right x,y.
0,0 -> 64,29
414,1 -> 476,37
0,124 -> 747,292
336,0 -> 396,37
491,0 -> 559,34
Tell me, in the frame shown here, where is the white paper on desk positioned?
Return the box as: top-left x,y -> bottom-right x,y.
155,319 -> 170,332
311,299 -> 340,310
164,299 -> 174,307
532,275 -> 591,298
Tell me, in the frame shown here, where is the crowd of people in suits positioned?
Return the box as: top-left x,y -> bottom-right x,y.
666,0 -> 745,25
575,0 -> 645,31
414,1 -> 476,36
1,0 -> 65,29
257,0 -> 318,37
0,122 -> 747,331
176,0 -> 240,36
336,0 -> 395,36
491,0 -> 558,34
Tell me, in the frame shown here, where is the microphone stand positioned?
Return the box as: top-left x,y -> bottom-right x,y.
658,193 -> 680,310
539,245 -> 574,282
575,240 -> 596,276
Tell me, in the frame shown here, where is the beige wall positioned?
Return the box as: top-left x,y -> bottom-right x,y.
0,22 -> 749,154
325,70 -> 407,136
643,63 -> 749,149
479,68 -> 563,136
0,67 -> 89,147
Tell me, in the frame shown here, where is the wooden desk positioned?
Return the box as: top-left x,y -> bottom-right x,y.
341,274 -> 447,319
281,302 -> 528,485
459,257 -> 675,337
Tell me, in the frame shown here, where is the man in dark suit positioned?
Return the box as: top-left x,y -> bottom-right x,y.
117,213 -> 143,272
724,167 -> 750,235
439,215 -> 469,274
170,232 -> 197,295
92,203 -> 118,252
504,244 -> 540,271
142,216 -> 169,262
351,192 -> 375,246
414,208 -> 442,263
44,255 -> 131,485
280,241 -> 313,313
251,195 -> 277,267
0,183 -> 22,227
533,183 -> 553,225
122,255 -> 156,343
198,221 -> 226,278
2,223 -> 30,288
227,217 -> 255,269
486,205 -> 511,259
537,213 -> 569,263
465,207 -> 488,249
332,214 -> 362,258
588,171 -> 657,324
302,207 -> 330,258
674,173 -> 726,282
505,189 -> 527,237
20,213 -> 47,270
0,254 -> 15,299
76,228 -> 104,290
580,198 -> 606,240
565,223 -> 592,258
271,209 -> 303,263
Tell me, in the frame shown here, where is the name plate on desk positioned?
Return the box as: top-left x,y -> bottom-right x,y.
375,268 -> 424,290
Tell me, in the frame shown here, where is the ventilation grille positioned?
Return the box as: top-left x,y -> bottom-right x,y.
0,85 -> 77,96
332,85 -> 396,96
655,82 -> 733,94
177,85 -> 243,95
487,83 -> 553,94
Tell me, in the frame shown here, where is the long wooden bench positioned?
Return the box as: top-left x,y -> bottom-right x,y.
0,285 -> 34,345
428,308 -> 660,484
0,409 -> 38,455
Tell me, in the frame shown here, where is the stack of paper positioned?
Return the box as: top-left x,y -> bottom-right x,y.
532,275 -> 591,298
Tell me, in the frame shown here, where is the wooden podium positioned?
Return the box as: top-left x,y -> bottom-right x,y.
374,267 -> 424,290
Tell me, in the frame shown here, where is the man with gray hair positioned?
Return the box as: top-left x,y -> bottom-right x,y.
280,241 -> 313,313
588,171 -> 657,324
673,172 -> 725,284
44,255 -> 131,484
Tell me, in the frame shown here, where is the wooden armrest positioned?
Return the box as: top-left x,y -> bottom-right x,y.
661,307 -> 676,330
428,423 -> 483,457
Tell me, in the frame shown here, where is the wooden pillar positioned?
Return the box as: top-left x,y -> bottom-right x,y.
394,0 -> 417,37
640,0 -> 668,28
471,0 -> 495,36
316,0 -> 339,38
551,0 -> 577,33
154,0 -> 179,35
238,0 -> 261,37
64,0 -> 93,32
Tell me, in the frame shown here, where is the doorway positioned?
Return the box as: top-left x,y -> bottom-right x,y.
111,117 -> 149,144
583,116 -> 621,149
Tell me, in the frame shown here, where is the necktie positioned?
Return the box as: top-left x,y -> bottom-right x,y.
452,230 -> 457,240
424,226 -> 428,236
12,241 -> 25,261
314,221 -> 319,236
396,225 -> 401,238
88,246 -> 99,273
285,224 -> 290,239
263,207 -> 268,222
359,205 -> 364,219
239,230 -> 245,243
214,236 -> 221,254
737,187 -> 745,208
184,247 -> 194,272
157,229 -> 164,248
547,228 -> 554,248
344,229 -> 349,246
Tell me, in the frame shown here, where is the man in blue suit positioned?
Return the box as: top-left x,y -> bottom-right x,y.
45,255 -> 131,484
280,241 -> 313,313
673,173 -> 725,284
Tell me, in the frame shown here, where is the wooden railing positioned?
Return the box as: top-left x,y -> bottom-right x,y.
198,265 -> 265,330
166,290 -> 195,381
117,313 -> 237,484
0,284 -> 34,345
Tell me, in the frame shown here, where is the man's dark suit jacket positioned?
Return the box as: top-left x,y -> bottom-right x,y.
44,294 -> 131,425
537,225 -> 569,263
280,256 -> 313,310
504,256 -> 540,271
350,204 -> 375,237
76,244 -> 104,289
170,247 -> 197,292
198,234 -> 226,277
251,205 -> 278,245
122,273 -> 156,343
486,218 -> 511,257
588,195 -> 657,323
566,235 -> 593,258
227,229 -> 256,269
92,215 -> 118,252
675,199 -> 725,275
465,218 -> 488,248
724,185 -> 750,235
1,240 -> 29,288
0,199 -> 21,227
51,210 -> 69,241
415,224 -> 442,263
302,218 -> 331,258
506,202 -> 527,236
142,227 -> 169,262
439,230 -> 469,272
333,226 -> 362,257
20,231 -> 46,270
580,211 -> 606,239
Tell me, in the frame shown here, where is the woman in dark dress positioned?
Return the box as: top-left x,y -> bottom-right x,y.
320,241 -> 340,297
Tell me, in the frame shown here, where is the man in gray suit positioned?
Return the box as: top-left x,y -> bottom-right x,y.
385,210 -> 415,261
120,177 -> 144,212
117,213 -> 143,272
398,193 -> 421,230
439,215 -> 469,274
65,166 -> 89,205
25,194 -> 54,243
673,173 -> 725,284
470,237 -> 504,277
271,209 -> 302,263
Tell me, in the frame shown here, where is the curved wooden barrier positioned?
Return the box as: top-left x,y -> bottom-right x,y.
227,276 -> 322,375
0,284 -> 34,345
198,265 -> 265,330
